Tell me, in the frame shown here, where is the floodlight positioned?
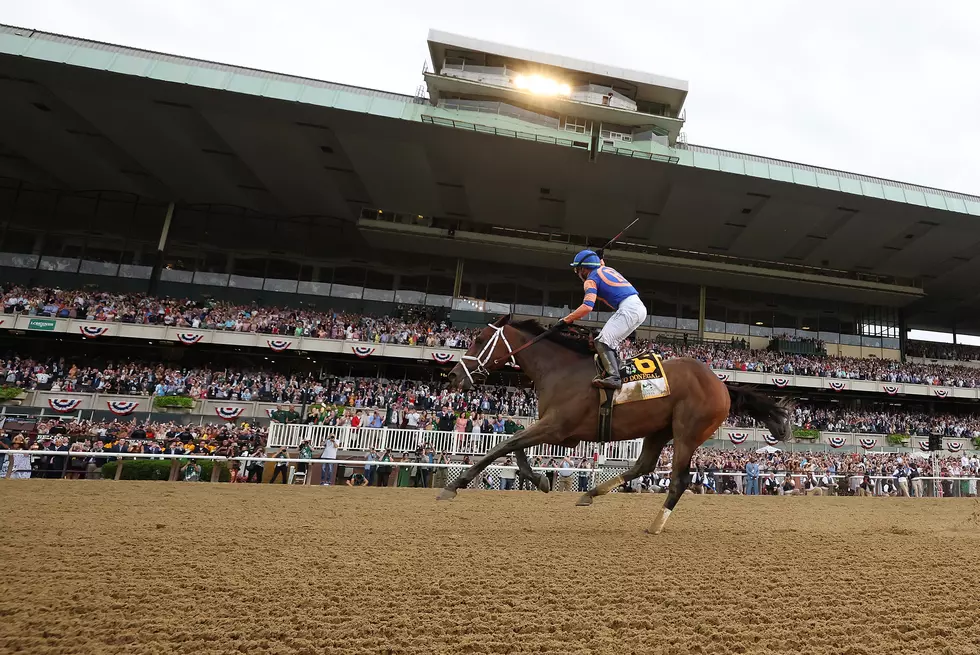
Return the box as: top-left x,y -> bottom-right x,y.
513,74 -> 570,96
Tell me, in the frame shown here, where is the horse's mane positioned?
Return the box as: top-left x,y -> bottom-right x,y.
510,318 -> 595,357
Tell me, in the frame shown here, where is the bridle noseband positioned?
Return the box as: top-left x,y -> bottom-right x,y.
459,323 -> 517,386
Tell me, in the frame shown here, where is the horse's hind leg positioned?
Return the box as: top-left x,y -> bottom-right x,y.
648,419 -> 721,534
576,430 -> 669,506
648,441 -> 692,534
514,449 -> 550,493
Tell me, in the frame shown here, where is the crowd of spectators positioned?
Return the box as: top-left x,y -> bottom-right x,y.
7,283 -> 980,386
0,418 -> 267,480
906,340 -> 980,362
1,285 -> 474,348
680,446 -> 979,497
0,354 -> 539,416
726,405 -> 980,439
628,339 -> 980,388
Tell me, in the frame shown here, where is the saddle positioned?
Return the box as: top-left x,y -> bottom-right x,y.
595,352 -> 670,443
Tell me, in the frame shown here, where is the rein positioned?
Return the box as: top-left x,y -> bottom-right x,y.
492,327 -> 555,365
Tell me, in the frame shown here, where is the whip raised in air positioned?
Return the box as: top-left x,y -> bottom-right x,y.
595,216 -> 640,260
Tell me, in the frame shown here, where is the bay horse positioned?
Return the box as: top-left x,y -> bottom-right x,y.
440,315 -> 792,534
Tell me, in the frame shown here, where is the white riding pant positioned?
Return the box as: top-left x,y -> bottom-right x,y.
596,295 -> 647,350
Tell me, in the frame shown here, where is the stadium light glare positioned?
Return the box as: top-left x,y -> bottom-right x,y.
514,74 -> 571,96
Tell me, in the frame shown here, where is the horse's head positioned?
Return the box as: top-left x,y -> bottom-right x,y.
447,314 -> 517,391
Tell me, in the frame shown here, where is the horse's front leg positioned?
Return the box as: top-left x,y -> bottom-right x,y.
514,448 -> 550,493
437,423 -> 554,501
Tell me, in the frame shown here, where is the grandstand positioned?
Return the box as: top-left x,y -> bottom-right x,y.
1,24 -> 979,456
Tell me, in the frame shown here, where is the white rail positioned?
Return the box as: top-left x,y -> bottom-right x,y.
2,450 -> 977,498
267,424 -> 644,460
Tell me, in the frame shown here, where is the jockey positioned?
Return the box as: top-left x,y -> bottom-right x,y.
561,250 -> 647,389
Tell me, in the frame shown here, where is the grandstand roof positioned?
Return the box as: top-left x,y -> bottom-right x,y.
1,24 -> 980,330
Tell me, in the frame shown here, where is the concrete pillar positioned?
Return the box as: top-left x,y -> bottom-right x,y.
453,258 -> 464,298
698,285 -> 707,340
148,201 -> 175,295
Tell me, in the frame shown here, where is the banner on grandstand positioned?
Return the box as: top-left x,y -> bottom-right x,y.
48,398 -> 82,413
715,372 -> 729,382
27,318 -> 58,331
947,441 -> 963,453
266,339 -> 292,352
771,377 -> 790,388
351,346 -> 376,358
828,381 -> 847,392
933,388 -> 950,398
763,433 -> 779,445
215,407 -> 245,421
882,384 -> 900,396
430,352 -> 455,364
919,440 -> 930,452
79,325 -> 110,339
827,436 -> 847,448
177,333 -> 204,345
859,438 -> 877,449
728,431 -> 749,445
107,401 -> 139,416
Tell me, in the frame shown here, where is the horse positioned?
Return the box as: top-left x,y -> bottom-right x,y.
440,315 -> 792,534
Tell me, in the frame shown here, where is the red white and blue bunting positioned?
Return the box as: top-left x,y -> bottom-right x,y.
177,333 -> 204,345
828,436 -> 847,448
430,352 -> 455,364
215,407 -> 245,421
351,346 -> 376,359
828,381 -> 847,392
48,398 -> 82,413
933,388 -> 949,398
882,385 -> 900,396
267,339 -> 292,352
715,372 -> 730,382
919,440 -> 930,452
947,441 -> 963,453
79,326 -> 110,339
107,401 -> 139,416
728,432 -> 749,445
763,433 -> 779,446
859,438 -> 878,450
771,377 -> 790,388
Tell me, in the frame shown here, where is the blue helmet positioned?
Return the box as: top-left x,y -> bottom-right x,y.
569,249 -> 601,269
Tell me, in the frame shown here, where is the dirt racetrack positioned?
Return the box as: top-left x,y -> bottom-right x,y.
0,482 -> 978,655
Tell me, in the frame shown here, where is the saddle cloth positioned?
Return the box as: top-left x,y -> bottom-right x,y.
596,352 -> 671,405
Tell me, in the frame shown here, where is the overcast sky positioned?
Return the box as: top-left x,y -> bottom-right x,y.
4,0 -> 979,195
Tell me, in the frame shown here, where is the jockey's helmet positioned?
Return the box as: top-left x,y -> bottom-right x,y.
569,250 -> 602,269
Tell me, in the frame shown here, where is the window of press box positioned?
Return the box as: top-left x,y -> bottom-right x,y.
0,228 -> 37,254
266,258 -> 301,281
231,256 -> 267,278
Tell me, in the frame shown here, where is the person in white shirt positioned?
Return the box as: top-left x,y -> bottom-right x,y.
497,456 -> 517,490
320,437 -> 338,485
556,456 -> 576,492
406,409 -> 420,429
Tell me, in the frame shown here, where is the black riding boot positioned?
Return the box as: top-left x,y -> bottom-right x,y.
592,341 -> 622,389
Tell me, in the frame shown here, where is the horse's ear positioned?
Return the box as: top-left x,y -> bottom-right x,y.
492,314 -> 512,327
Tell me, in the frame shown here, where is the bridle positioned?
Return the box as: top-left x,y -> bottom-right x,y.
458,323 -> 517,386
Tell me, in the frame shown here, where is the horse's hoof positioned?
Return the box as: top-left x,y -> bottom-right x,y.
536,475 -> 551,494
575,493 -> 593,507
436,488 -> 457,501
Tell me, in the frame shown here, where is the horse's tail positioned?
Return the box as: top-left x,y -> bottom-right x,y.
726,385 -> 793,441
